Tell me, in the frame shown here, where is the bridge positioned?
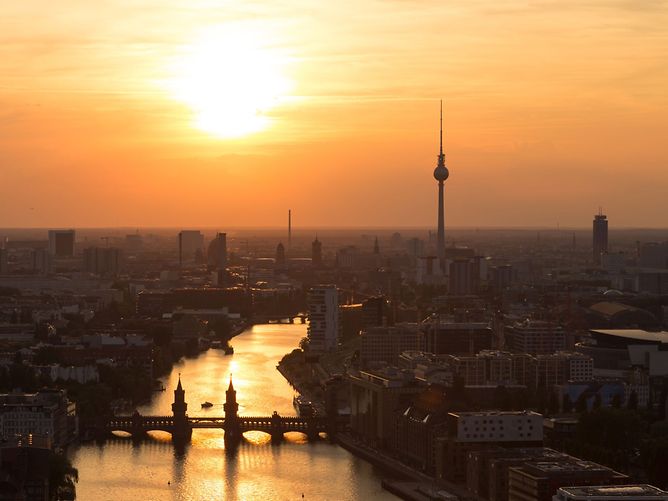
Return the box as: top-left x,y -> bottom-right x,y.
252,313 -> 307,324
96,377 -> 339,446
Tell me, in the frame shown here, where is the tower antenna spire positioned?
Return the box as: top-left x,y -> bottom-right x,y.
440,99 -> 443,156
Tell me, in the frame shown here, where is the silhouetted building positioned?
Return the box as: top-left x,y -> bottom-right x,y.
31,249 -> 50,275
275,242 -> 286,267
639,242 -> 668,269
505,320 -> 566,355
0,248 -> 7,274
424,319 -> 493,355
360,324 -> 423,367
312,237 -> 322,267
207,232 -> 227,270
178,230 -> 204,266
0,390 -> 76,448
436,411 -> 544,482
508,458 -> 628,501
307,285 -> 338,352
450,259 -> 477,295
83,247 -> 121,276
47,229 -> 75,257
593,210 -> 608,265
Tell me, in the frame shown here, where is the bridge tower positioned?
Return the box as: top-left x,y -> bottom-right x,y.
171,376 -> 192,441
223,374 -> 241,448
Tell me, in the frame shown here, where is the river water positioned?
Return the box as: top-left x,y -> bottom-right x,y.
69,324 -> 396,500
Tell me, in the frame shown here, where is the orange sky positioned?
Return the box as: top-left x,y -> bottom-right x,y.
1,1 -> 667,228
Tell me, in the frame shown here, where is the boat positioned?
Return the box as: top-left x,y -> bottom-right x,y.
293,395 -> 315,417
201,401 -> 213,408
224,345 -> 234,355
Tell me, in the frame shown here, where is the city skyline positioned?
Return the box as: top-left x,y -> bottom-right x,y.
1,1 -> 667,228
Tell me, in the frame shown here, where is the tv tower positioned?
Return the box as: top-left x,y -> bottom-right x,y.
433,100 -> 450,271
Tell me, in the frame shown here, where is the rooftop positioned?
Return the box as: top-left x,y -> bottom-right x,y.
558,485 -> 668,498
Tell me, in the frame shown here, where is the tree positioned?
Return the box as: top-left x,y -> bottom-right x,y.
563,394 -> 573,413
627,390 -> 638,410
49,452 -> 78,501
576,393 -> 588,414
547,391 -> 559,415
611,393 -> 622,409
593,393 -> 602,410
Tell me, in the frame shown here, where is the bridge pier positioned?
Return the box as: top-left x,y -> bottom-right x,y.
270,411 -> 283,444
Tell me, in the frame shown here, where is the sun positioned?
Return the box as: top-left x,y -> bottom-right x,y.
169,25 -> 293,139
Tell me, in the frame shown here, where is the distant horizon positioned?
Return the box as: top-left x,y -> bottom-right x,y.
2,225 -> 668,232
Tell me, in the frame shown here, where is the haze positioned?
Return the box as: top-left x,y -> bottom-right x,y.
1,0 -> 667,228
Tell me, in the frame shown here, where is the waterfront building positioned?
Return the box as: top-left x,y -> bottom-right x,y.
467,447 -> 567,501
307,285 -> 339,352
396,384 -> 449,474
508,458 -> 628,501
348,368 -> 423,450
436,411 -> 544,482
0,437 -> 51,501
593,210 -> 609,265
0,390 -> 76,448
47,229 -> 75,257
554,485 -> 668,501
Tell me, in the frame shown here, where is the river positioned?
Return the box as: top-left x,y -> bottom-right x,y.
69,324 -> 397,500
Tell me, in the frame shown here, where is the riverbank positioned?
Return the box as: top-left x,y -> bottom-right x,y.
336,433 -> 470,501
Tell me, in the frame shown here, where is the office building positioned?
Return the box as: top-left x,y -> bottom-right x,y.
31,248 -> 51,275
47,229 -> 75,257
360,323 -> 423,367
206,232 -> 227,270
506,320 -> 566,355
436,411 -> 544,482
593,210 -> 609,265
508,459 -> 628,501
307,285 -> 339,352
83,247 -> 122,276
0,390 -> 76,448
0,248 -> 7,274
178,230 -> 204,266
275,242 -> 286,267
424,318 -> 493,355
312,237 -> 322,267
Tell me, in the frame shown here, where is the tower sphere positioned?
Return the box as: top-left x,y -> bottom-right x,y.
434,164 -> 449,181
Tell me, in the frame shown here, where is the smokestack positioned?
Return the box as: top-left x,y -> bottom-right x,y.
288,209 -> 292,250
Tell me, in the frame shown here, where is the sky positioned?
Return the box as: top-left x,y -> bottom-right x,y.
0,0 -> 667,228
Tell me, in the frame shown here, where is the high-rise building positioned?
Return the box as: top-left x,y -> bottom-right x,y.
178,230 -> 204,266
307,285 -> 338,352
31,248 -> 51,275
207,232 -> 227,270
312,237 -> 322,267
593,210 -> 609,265
433,101 -> 450,272
0,248 -> 8,274
275,242 -> 286,267
47,230 -> 75,257
83,247 -> 122,276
